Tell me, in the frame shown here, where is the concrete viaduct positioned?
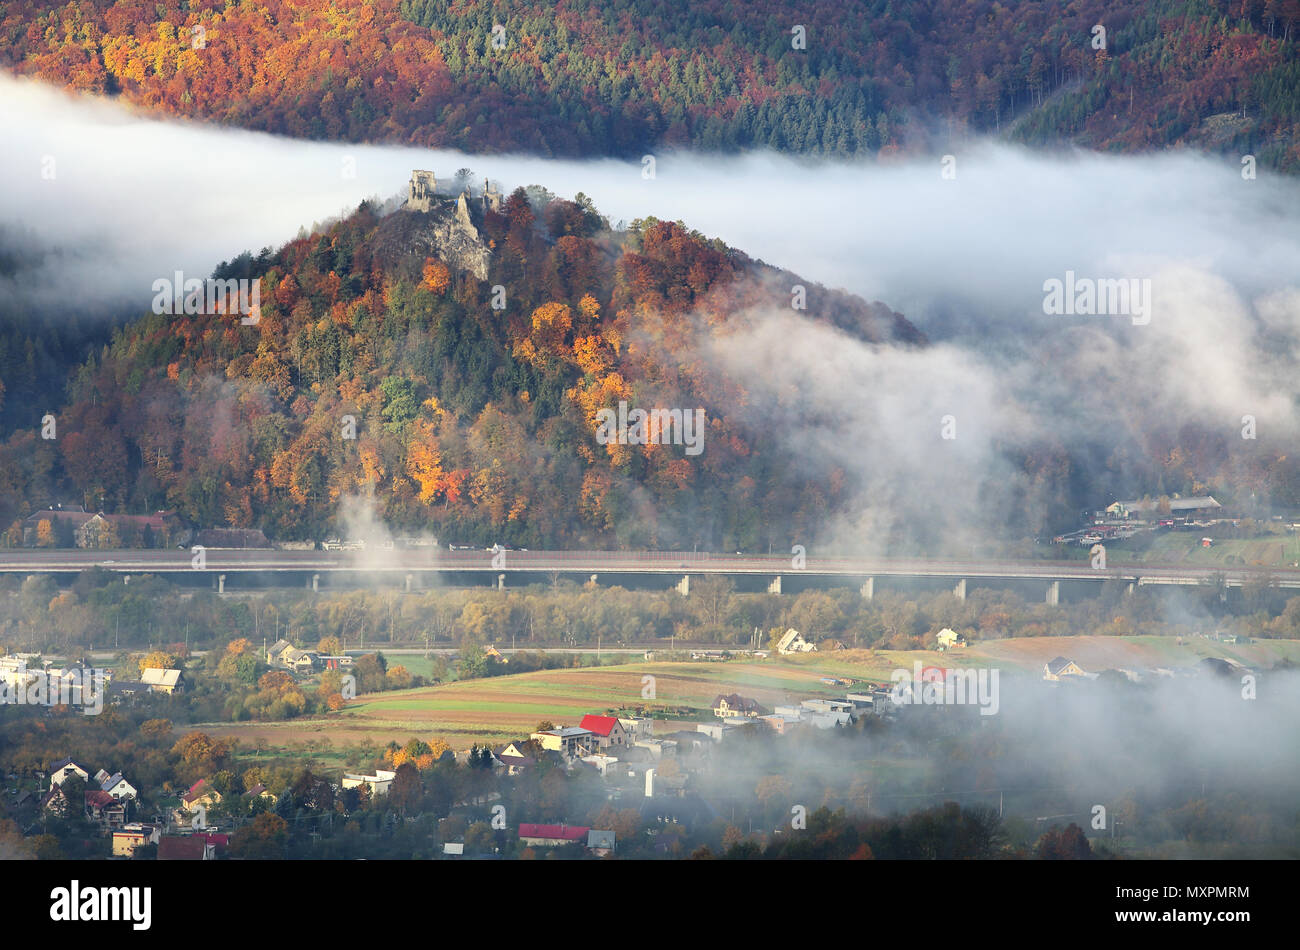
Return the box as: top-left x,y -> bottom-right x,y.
0,549 -> 1291,603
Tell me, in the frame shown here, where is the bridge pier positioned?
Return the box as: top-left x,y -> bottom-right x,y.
405,573 -> 413,593
497,573 -> 506,590
953,578 -> 966,601
677,575 -> 690,597
311,573 -> 319,592
860,577 -> 874,600
767,575 -> 782,595
218,574 -> 226,594
1126,581 -> 1136,596
1046,580 -> 1059,606
123,574 -> 129,586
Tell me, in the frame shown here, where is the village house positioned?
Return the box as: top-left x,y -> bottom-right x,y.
712,693 -> 763,719
760,714 -> 801,735
158,836 -> 216,860
578,714 -> 630,749
0,654 -> 39,691
266,639 -> 319,672
181,779 -> 223,812
936,628 -> 967,649
111,823 -> 161,856
801,698 -> 855,718
84,790 -> 128,828
633,738 -> 676,760
22,506 -> 183,549
106,679 -> 145,705
76,511 -> 182,549
140,668 -> 185,695
492,742 -> 537,775
618,716 -> 655,739
341,769 -> 397,796
22,504 -> 94,547
580,753 -> 621,776
243,783 -> 277,804
48,757 -> 90,786
96,771 -> 138,801
530,726 -> 596,759
195,830 -> 230,857
776,628 -> 817,654
1044,657 -> 1088,681
40,784 -> 71,817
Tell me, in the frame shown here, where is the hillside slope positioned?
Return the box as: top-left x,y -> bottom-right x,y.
0,184 -> 921,548
2,0 -> 1297,169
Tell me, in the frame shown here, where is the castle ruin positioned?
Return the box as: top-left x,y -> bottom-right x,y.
407,170 -> 438,212
406,170 -> 503,217
481,178 -> 502,213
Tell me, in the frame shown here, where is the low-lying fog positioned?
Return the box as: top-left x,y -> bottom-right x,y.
5,72 -> 1300,551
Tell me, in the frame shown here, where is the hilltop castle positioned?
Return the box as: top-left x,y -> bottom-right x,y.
407,169 -> 437,211
405,170 -> 502,216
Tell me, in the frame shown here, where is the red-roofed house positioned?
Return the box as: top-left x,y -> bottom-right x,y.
518,823 -> 590,847
181,779 -> 223,811
578,714 -> 629,750
158,836 -> 215,860
85,789 -> 127,827
195,831 -> 229,856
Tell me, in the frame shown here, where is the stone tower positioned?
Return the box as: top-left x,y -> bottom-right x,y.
482,178 -> 502,214
407,170 -> 438,212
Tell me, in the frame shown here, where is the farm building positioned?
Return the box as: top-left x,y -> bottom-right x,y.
1043,657 -> 1088,681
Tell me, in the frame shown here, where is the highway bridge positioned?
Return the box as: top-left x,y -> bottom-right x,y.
0,549 -> 1292,602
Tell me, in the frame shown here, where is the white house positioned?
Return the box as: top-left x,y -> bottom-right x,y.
341,769 -> 397,796
580,754 -> 620,776
101,772 -> 138,801
800,699 -> 855,717
618,717 -> 655,739
48,758 -> 90,786
530,727 -> 596,759
936,628 -> 966,649
633,739 -> 674,760
140,668 -> 185,694
776,629 -> 817,654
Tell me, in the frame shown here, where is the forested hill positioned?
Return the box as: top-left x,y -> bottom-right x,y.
0,185 -> 922,549
2,0 -> 1297,170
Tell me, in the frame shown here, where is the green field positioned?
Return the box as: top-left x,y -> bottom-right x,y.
1109,532 -> 1300,567
200,635 -> 1300,752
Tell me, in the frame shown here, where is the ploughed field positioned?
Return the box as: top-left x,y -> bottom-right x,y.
198,636 -> 1300,750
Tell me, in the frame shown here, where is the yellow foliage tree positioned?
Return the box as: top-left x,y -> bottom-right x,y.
139,651 -> 178,675
421,258 -> 451,294
530,301 -> 573,353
